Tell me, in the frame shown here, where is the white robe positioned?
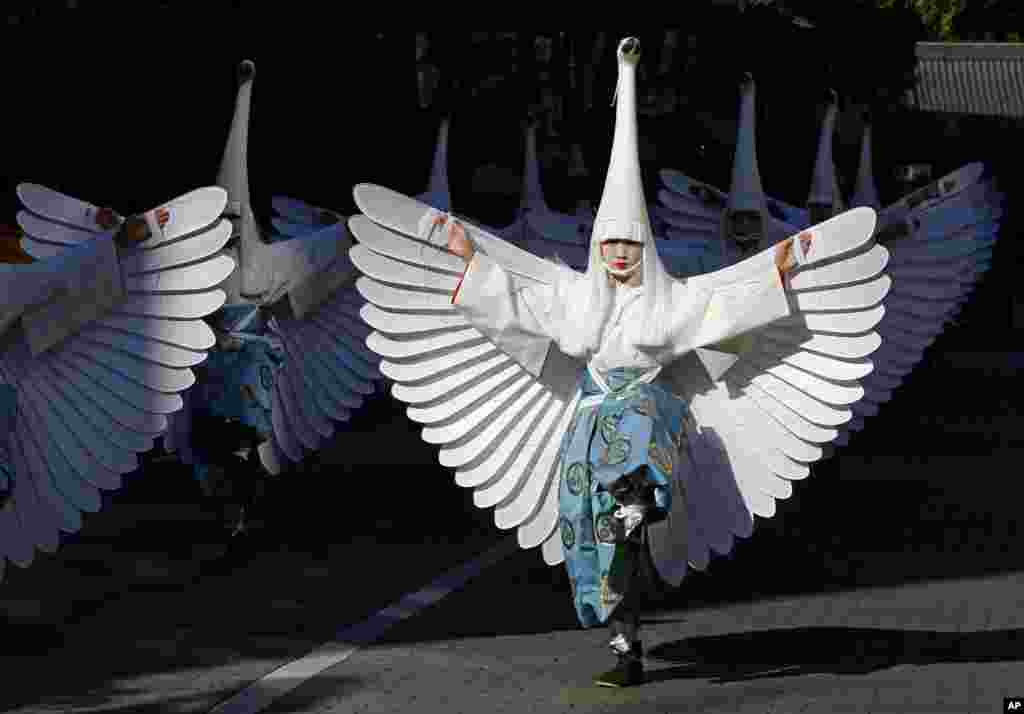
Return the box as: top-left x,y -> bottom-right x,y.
452,251 -> 791,379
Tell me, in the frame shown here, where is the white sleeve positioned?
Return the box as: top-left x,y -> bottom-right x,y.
665,260 -> 791,361
452,251 -> 557,377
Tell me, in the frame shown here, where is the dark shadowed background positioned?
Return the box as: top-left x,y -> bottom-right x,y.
0,4 -> 1019,544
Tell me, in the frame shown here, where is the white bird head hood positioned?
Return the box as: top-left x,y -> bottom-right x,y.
520,117 -> 551,216
721,72 -> 770,256
807,89 -> 845,223
850,110 -> 881,210
419,117 -> 451,212
551,36 -> 675,359
216,59 -> 263,302
218,60 -> 255,225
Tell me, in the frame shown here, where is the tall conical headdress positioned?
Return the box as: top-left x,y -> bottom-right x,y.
807,89 -> 840,212
553,37 -> 674,357
592,38 -> 653,245
726,74 -> 765,215
215,60 -> 267,299
218,60 -> 254,222
722,73 -> 769,249
423,118 -> 451,211
850,111 -> 881,210
521,119 -> 551,215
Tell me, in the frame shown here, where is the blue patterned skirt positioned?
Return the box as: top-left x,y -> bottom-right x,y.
189,334 -> 284,490
558,366 -> 688,628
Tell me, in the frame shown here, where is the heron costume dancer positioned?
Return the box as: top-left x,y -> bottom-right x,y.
350,36 -> 888,689
164,60 -> 383,519
447,37 -> 790,686
183,305 -> 283,516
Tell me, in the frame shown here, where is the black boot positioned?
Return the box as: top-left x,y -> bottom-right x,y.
594,639 -> 644,688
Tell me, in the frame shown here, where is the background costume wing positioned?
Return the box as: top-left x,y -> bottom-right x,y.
836,176 -> 1003,446
165,219 -> 384,477
656,169 -> 731,275
252,221 -> 384,474
16,184 -> 227,261
0,187 -> 232,581
15,184 -> 117,260
766,199 -> 809,228
350,183 -> 583,562
876,162 -> 986,230
657,168 -> 802,276
551,207 -> 889,583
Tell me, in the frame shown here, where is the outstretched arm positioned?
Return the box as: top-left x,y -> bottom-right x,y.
95,206 -> 170,246
441,216 -> 559,377
663,232 -> 811,360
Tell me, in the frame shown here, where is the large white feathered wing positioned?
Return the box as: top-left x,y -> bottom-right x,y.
350,184 -> 583,561
0,187 -> 233,580
251,221 -> 384,475
640,208 -> 889,583
16,184 -> 228,262
16,185 -> 117,260
836,177 -> 1003,445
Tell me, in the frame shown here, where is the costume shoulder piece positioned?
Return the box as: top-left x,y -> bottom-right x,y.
250,220 -> 385,474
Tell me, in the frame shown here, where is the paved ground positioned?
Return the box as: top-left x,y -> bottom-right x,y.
250,450 -> 1024,714
0,504 -> 503,713
3,447 -> 1024,714
1,364 -> 1022,713
261,564 -> 1024,714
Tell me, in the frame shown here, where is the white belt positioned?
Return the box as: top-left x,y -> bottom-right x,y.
579,364 -> 661,410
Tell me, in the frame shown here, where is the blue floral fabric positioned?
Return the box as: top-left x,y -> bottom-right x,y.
187,310 -> 285,489
558,366 -> 688,627
193,338 -> 282,439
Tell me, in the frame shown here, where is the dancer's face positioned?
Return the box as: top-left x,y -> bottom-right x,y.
601,239 -> 643,271
601,239 -> 644,286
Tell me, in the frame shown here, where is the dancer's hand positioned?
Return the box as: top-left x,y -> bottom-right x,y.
439,216 -> 475,263
776,231 -> 812,275
120,207 -> 170,244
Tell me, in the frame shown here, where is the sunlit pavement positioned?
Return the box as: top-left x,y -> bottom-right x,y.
4,447 -> 1024,713
260,565 -> 1024,714
255,451 -> 1024,714
0,500 -> 503,714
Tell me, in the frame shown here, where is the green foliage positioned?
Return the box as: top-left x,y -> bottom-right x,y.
877,0 -> 968,40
